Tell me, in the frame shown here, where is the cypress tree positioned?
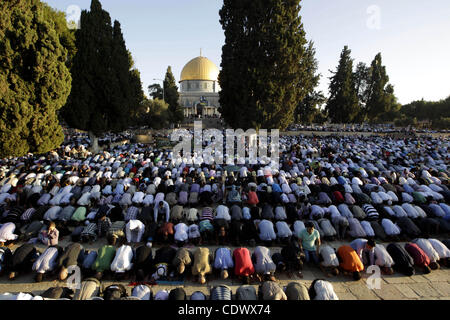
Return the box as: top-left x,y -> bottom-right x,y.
365,53 -> 398,122
164,66 -> 183,124
63,0 -> 143,147
110,20 -> 133,130
325,46 -> 360,123
219,0 -> 311,130
0,0 -> 72,158
295,41 -> 324,124
63,0 -> 114,142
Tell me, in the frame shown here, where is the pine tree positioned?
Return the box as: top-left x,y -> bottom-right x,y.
0,0 -> 72,158
326,46 -> 360,123
164,66 -> 183,124
219,0 -> 312,130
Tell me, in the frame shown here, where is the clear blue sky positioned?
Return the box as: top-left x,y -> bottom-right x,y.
44,0 -> 450,105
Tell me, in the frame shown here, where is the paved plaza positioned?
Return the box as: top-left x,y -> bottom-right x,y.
1,237 -> 448,300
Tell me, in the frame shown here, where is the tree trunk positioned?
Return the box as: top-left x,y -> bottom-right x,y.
88,131 -> 100,154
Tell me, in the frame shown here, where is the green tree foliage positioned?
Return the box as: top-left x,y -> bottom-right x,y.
219,0 -> 312,130
135,98 -> 170,129
325,46 -> 360,123
353,62 -> 370,122
400,96 -> 450,128
63,0 -> 144,139
148,83 -> 163,100
295,41 -> 325,124
164,66 -> 183,124
364,53 -> 400,122
401,96 -> 450,121
42,3 -> 77,68
0,0 -> 72,158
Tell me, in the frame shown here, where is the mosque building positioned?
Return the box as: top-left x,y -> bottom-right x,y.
179,54 -> 221,118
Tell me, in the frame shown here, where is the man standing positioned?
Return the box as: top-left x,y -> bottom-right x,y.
298,222 -> 321,265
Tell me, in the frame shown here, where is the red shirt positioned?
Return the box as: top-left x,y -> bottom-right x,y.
333,191 -> 344,204
247,191 -> 259,205
233,248 -> 255,277
405,243 -> 430,268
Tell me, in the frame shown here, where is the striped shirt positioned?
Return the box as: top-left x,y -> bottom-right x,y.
200,207 -> 214,221
21,208 -> 36,221
97,218 -> 112,237
362,204 -> 379,219
81,223 -> 98,236
210,286 -> 232,300
125,206 -> 140,221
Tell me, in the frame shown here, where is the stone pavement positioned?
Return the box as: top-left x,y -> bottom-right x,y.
0,238 -> 449,300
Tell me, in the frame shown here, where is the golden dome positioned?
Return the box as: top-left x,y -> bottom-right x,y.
180,56 -> 219,82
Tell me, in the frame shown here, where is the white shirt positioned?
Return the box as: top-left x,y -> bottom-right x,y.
110,245 -> 134,273
258,220 -> 276,241
319,245 -> 339,267
313,280 -> 339,300
77,193 -> 91,206
215,205 -> 231,221
275,206 -> 287,220
154,290 -> 169,300
381,219 -> 400,236
254,246 -> 276,275
428,239 -> 450,259
132,192 -> 145,204
188,224 -> 201,239
387,191 -> 398,202
360,221 -> 375,237
276,221 -> 292,238
401,203 -> 419,219
132,285 -> 151,300
174,223 -> 189,242
33,247 -> 59,274
142,194 -> 154,206
49,193 -> 64,206
125,220 -> 145,243
374,244 -> 394,268
214,248 -> 234,269
392,205 -> 408,218
44,206 -> 62,221
413,238 -> 440,263
0,223 -> 18,242
293,221 -> 306,238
